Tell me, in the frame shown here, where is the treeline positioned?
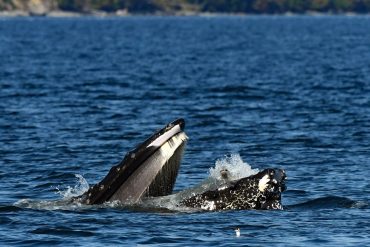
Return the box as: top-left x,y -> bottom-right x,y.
56,0 -> 370,13
56,0 -> 158,12
2,0 -> 370,13
192,0 -> 370,13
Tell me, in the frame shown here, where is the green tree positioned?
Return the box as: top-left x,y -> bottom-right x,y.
57,0 -> 91,11
91,0 -> 124,11
310,0 -> 329,11
330,0 -> 353,11
125,0 -> 158,12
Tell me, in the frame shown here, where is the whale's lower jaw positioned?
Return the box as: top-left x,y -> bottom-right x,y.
109,132 -> 187,203
180,169 -> 286,211
79,119 -> 188,205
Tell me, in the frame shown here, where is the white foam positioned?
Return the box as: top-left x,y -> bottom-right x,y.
55,174 -> 90,199
14,175 -> 91,211
209,153 -> 259,181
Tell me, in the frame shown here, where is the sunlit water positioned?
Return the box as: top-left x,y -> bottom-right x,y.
0,16 -> 370,246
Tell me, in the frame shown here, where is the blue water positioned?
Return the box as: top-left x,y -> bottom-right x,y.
1,15 -> 370,246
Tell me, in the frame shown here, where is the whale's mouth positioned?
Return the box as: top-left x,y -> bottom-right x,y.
79,119 -> 188,205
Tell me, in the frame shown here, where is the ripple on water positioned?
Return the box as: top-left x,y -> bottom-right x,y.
0,16 -> 370,246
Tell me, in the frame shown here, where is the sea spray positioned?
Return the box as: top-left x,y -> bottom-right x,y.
209,153 -> 259,181
14,174 -> 91,210
55,174 -> 90,199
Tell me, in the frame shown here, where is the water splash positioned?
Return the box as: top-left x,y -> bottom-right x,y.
55,174 -> 90,199
14,174 -> 90,211
193,153 -> 259,195
288,196 -> 369,210
209,153 -> 259,181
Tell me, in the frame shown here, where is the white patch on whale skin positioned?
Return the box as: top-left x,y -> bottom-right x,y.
258,174 -> 270,192
201,200 -> 216,211
218,185 -> 228,191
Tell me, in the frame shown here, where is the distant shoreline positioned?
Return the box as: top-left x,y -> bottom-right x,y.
1,10 -> 370,18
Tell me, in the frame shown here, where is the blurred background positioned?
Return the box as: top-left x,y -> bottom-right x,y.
1,0 -> 370,16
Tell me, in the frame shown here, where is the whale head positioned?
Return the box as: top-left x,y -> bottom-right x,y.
180,168 -> 286,210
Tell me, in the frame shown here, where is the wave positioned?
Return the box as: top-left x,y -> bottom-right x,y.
0,205 -> 23,213
13,174 -> 90,211
55,174 -> 90,199
288,196 -> 369,210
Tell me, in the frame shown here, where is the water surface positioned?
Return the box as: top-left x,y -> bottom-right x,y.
0,16 -> 370,246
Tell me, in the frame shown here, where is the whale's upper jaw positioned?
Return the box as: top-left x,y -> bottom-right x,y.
79,118 -> 188,205
180,168 -> 286,211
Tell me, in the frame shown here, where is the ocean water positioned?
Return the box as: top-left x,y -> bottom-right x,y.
0,15 -> 370,246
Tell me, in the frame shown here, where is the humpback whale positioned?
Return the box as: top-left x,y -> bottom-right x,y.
77,119 -> 286,211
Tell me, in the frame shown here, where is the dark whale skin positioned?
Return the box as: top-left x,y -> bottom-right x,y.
181,169 -> 286,211
79,119 -> 187,205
